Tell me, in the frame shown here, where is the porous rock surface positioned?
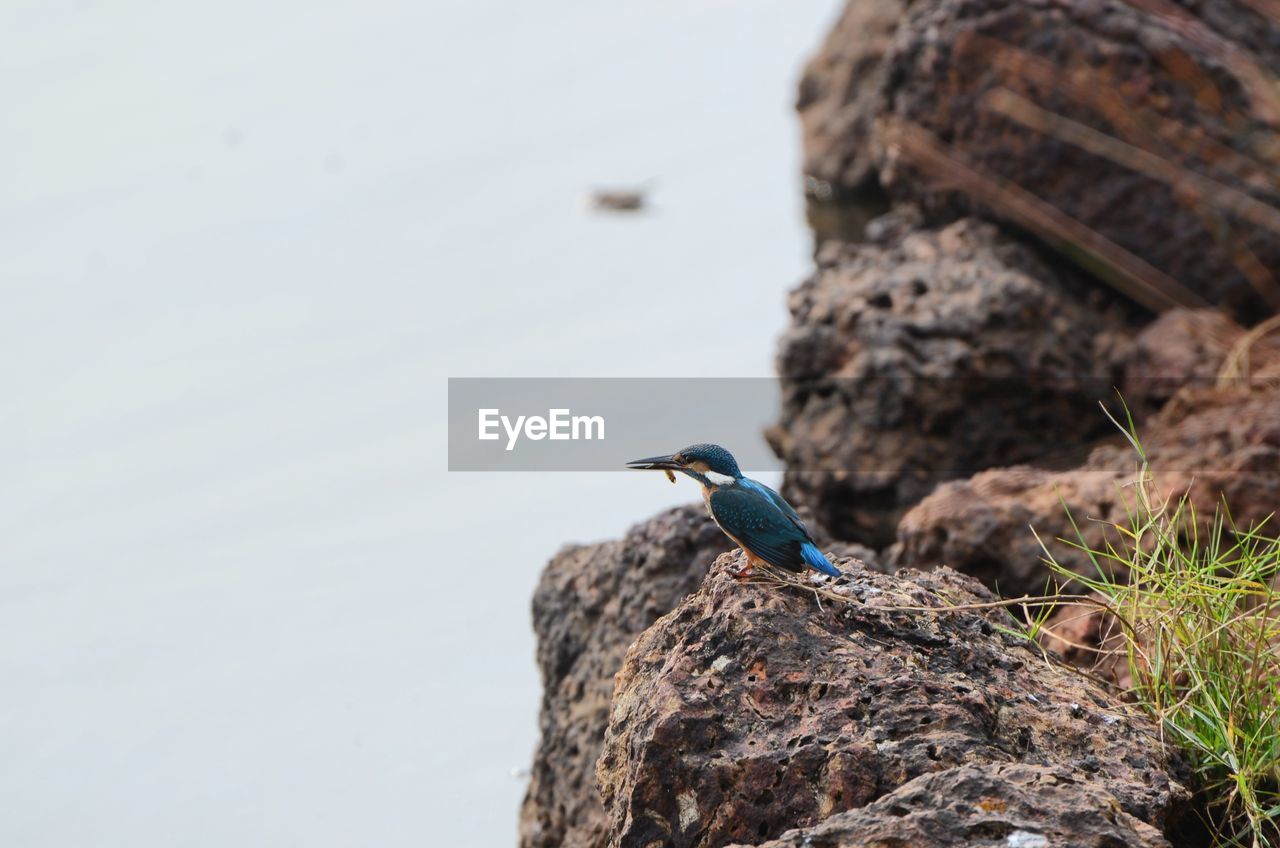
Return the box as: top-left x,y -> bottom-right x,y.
769,216 -> 1128,546
741,763 -> 1171,848
798,0 -> 1280,319
520,506 -> 733,848
597,550 -> 1189,848
521,505 -> 880,848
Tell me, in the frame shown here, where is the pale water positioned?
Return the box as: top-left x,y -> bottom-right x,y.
0,1 -> 842,845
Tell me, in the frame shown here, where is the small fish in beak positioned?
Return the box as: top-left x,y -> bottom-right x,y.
626,454 -> 684,484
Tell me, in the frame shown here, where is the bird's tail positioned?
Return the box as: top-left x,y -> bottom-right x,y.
800,542 -> 840,577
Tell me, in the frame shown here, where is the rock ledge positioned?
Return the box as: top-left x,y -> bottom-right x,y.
597,551 -> 1190,848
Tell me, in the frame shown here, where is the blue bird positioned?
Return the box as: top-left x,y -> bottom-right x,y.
626,443 -> 840,579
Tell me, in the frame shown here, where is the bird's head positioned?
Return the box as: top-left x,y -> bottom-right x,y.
626,443 -> 742,485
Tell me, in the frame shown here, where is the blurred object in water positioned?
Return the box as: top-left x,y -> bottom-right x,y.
583,180 -> 655,213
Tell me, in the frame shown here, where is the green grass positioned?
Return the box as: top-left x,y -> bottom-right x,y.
1039,406 -> 1280,847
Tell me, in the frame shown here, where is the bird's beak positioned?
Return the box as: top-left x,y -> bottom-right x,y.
625,454 -> 684,471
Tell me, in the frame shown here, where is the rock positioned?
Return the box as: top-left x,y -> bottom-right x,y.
1122,308 -> 1245,414
890,463 -> 1126,597
1038,598 -> 1132,689
1140,379 -> 1280,520
796,0 -> 905,194
520,506 -> 733,848
597,551 -> 1189,848
798,0 -> 1280,320
769,217 -> 1127,547
890,377 -> 1280,598
742,763 -> 1172,848
521,504 -> 881,848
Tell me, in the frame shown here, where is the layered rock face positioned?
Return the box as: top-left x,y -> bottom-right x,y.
597,552 -> 1190,848
798,0 -> 1280,319
770,217 -> 1128,546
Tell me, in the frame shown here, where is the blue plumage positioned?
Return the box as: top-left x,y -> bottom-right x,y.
626,443 -> 839,578
800,542 -> 841,577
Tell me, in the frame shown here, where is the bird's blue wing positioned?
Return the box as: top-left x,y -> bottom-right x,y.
738,478 -> 809,533
709,484 -> 813,572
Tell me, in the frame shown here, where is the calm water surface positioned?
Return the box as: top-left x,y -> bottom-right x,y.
0,1 -> 842,845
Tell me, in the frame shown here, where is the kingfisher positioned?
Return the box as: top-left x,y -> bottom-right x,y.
626,443 -> 840,579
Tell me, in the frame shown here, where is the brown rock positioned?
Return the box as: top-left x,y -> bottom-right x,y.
770,217 -> 1126,547
1125,308 -> 1242,383
520,506 -> 733,848
597,551 -> 1189,848
890,378 -> 1280,598
742,763 -> 1173,848
1039,598 -> 1132,689
890,463 -> 1126,597
1122,308 -> 1245,413
798,0 -> 1280,319
521,506 -> 881,848
796,0 -> 905,194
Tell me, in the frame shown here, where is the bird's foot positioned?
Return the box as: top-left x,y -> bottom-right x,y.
729,561 -> 755,580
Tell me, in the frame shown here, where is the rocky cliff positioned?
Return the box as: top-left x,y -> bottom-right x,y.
521,0 -> 1279,845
